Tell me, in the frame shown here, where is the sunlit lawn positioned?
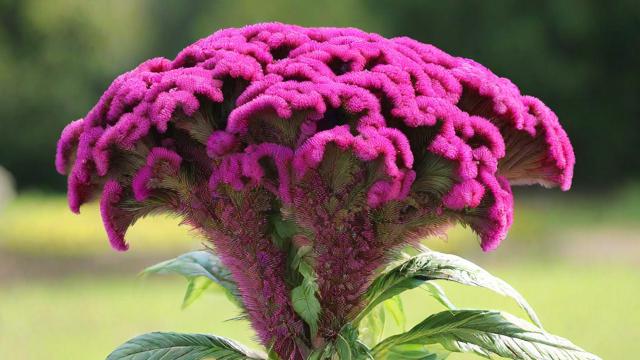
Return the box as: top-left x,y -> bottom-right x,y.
1,262 -> 638,359
0,192 -> 196,257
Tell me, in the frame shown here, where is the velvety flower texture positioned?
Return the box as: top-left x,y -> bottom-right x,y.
55,23 -> 574,359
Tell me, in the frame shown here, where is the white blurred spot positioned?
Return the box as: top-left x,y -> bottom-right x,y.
0,165 -> 16,213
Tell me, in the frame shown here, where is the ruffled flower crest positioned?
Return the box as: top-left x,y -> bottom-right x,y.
56,23 -> 574,359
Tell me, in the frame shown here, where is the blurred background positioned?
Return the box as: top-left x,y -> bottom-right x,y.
0,1 -> 638,359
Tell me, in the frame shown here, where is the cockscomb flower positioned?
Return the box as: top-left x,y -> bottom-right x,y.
55,23 -> 574,359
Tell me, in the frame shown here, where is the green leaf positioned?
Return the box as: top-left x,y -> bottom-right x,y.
422,282 -> 456,310
271,213 -> 300,240
269,212 -> 311,251
383,295 -> 406,330
292,246 -> 314,271
307,345 -> 334,360
385,344 -> 449,360
266,346 -> 283,360
357,250 -> 541,327
268,213 -> 322,339
291,282 -> 321,337
285,233 -> 321,338
182,276 -> 213,309
106,332 -> 265,360
307,349 -> 323,360
336,333 -> 353,360
359,303 -> 386,347
339,324 -> 374,360
372,310 -> 601,360
359,295 -> 407,347
356,278 -> 421,325
141,251 -> 234,287
141,250 -> 242,308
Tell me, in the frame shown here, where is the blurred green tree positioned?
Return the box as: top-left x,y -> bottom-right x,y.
0,0 -> 637,190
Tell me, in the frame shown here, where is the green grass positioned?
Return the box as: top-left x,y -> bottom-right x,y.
0,192 -> 197,256
1,261 -> 637,359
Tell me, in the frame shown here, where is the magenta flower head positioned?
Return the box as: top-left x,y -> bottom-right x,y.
56,23 -> 574,358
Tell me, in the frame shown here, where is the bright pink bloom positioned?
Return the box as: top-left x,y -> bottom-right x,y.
132,147 -> 182,201
99,179 -> 132,251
